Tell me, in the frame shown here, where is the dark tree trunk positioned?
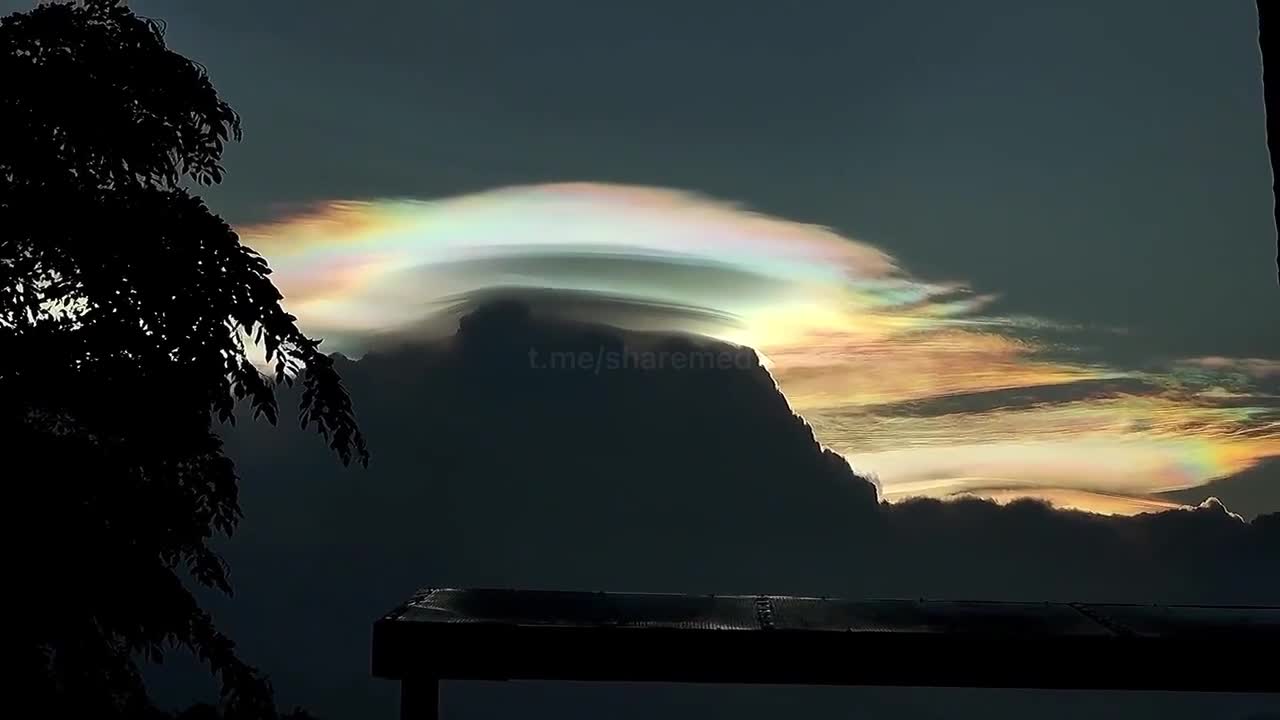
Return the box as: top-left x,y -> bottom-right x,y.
1259,1 -> 1280,282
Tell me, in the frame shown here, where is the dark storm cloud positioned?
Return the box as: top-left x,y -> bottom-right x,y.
147,302 -> 1278,719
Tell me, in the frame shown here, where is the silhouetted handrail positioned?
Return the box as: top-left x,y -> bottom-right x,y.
372,588 -> 1279,719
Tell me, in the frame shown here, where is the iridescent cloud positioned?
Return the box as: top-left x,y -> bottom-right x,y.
238,183 -> 1280,515
819,394 -> 1280,499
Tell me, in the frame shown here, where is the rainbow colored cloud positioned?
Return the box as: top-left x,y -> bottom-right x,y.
238,183 -> 1280,515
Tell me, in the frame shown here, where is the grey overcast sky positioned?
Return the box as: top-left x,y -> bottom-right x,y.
12,0 -> 1277,358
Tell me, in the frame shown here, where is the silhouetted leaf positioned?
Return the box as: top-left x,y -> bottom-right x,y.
2,1 -> 367,717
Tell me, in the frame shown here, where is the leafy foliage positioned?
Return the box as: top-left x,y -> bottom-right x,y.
1,1 -> 367,717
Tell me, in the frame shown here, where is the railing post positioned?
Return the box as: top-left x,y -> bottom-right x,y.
400,675 -> 439,720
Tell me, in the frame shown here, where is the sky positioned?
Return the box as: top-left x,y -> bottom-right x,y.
24,0 -> 1272,514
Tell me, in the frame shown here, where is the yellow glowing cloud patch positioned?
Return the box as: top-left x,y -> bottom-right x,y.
952,489 -> 1189,517
237,183 -> 1280,516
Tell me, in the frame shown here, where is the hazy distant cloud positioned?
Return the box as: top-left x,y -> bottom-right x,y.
815,378 -> 1280,509
1175,357 -> 1280,380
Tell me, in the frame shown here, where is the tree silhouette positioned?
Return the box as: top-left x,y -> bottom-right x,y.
1,1 -> 367,717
